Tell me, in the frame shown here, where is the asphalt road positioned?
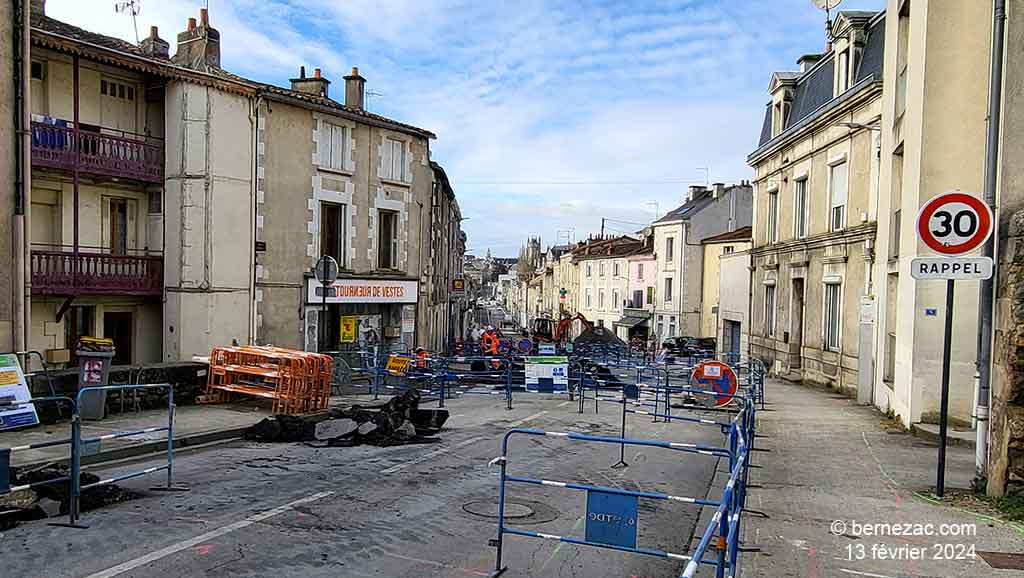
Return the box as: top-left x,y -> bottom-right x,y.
6,390 -> 728,578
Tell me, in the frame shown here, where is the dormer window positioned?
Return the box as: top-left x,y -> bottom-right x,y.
838,49 -> 850,93
772,101 -> 791,137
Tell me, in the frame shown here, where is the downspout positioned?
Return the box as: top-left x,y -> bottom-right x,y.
13,0 -> 30,355
977,0 -> 1006,479
248,92 -> 263,345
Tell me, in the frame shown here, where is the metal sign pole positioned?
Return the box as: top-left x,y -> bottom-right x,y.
937,278 -> 955,497
320,277 -> 327,353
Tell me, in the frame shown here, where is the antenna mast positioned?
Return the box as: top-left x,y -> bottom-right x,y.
115,0 -> 141,44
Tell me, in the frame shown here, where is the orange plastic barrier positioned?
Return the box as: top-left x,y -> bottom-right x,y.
203,346 -> 333,415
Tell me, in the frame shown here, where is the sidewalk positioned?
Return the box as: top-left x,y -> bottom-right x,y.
741,379 -> 1024,577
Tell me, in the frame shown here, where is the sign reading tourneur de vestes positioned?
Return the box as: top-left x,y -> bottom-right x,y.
307,278 -> 418,304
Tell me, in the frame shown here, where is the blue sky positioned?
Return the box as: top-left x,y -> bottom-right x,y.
51,0 -> 881,257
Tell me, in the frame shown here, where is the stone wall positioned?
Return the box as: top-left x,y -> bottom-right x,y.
991,209 -> 1024,495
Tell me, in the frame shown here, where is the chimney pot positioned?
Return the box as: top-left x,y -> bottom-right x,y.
200,8 -> 209,27
300,65 -> 306,79
187,17 -> 196,31
149,25 -> 158,38
175,11 -> 220,70
140,24 -> 170,58
344,66 -> 367,110
314,68 -> 321,78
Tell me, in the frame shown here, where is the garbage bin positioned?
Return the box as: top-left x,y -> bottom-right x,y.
76,337 -> 115,420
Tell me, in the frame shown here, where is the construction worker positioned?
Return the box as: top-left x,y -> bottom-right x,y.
415,347 -> 429,368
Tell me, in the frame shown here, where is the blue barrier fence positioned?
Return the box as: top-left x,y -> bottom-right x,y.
0,384 -> 188,529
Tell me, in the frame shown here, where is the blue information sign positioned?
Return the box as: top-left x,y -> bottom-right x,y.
623,384 -> 640,400
585,490 -> 638,548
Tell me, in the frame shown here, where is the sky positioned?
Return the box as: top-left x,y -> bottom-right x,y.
48,0 -> 881,257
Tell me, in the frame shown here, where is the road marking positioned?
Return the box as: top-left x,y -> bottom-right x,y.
82,491 -> 335,578
839,569 -> 895,578
379,551 -> 489,576
557,401 -> 570,407
380,436 -> 483,474
508,411 -> 547,428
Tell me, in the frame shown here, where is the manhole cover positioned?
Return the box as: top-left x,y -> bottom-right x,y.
463,500 -> 533,518
462,499 -> 559,525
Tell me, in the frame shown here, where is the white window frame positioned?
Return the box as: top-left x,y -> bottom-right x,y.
612,289 -> 620,309
322,122 -> 348,172
637,263 -> 643,279
823,281 -> 842,351
377,209 -> 399,270
613,261 -> 620,277
598,289 -> 605,310
767,189 -> 779,244
384,137 -> 406,182
665,237 -> 674,261
586,288 -> 592,309
794,177 -> 808,239
764,284 -> 776,337
599,262 -> 605,277
664,276 -> 673,303
829,158 -> 848,232
586,263 -> 592,278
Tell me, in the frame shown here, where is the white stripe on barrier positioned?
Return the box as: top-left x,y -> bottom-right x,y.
537,532 -> 563,541
669,442 -> 697,449
711,511 -> 722,524
95,465 -> 163,486
97,427 -> 164,441
10,483 -> 31,493
9,444 -> 31,452
544,431 -> 569,437
667,552 -> 692,561
668,495 -> 697,503
540,480 -> 567,488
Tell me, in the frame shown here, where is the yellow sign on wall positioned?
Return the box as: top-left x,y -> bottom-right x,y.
340,316 -> 357,343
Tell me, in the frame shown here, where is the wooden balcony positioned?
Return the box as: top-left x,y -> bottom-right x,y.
31,122 -> 163,184
31,246 -> 163,296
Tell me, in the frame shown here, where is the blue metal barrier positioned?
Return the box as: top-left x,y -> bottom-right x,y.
486,424 -> 751,577
0,396 -> 77,515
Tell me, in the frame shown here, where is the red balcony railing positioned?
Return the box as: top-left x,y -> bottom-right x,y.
31,122 -> 163,183
31,246 -> 163,296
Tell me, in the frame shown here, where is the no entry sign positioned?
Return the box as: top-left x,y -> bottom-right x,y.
916,191 -> 993,255
691,360 -> 738,407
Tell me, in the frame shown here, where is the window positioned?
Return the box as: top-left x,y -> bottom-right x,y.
830,162 -> 848,231
632,289 -> 643,308
665,237 -> 674,261
612,289 -> 620,309
377,210 -> 399,269
669,323 -> 676,337
724,245 -> 734,254
109,198 -> 129,255
794,178 -> 808,238
320,202 -> 346,265
767,189 -> 779,243
598,289 -> 605,309
895,3 -> 910,120
383,138 -> 406,181
599,262 -> 605,277
838,50 -> 850,93
637,263 -> 643,279
586,288 -> 592,308
586,263 -> 592,277
322,122 -> 348,171
823,282 -> 842,351
30,61 -> 43,80
764,285 -> 776,337
646,286 -> 654,305
664,277 -> 673,303
613,262 -> 620,277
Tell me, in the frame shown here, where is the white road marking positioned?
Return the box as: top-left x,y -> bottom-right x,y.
838,569 -> 895,578
82,491 -> 335,578
380,436 -> 483,474
508,411 -> 547,428
557,401 -> 570,407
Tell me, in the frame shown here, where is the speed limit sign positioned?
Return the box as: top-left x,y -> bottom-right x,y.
916,191 -> 993,255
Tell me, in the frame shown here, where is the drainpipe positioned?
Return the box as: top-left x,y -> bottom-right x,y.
13,0 -> 30,355
248,93 -> 263,345
976,0 -> 1006,478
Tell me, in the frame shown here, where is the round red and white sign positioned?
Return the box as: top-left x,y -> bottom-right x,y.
916,192 -> 993,256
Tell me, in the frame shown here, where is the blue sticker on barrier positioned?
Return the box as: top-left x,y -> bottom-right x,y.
0,448 -> 10,494
585,490 -> 638,549
82,439 -> 102,457
623,384 -> 640,400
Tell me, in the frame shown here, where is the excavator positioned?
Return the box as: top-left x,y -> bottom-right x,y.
530,313 -> 594,350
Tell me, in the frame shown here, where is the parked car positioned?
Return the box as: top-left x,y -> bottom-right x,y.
661,336 -> 717,357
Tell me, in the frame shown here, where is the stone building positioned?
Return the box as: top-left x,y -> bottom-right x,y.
652,183 -> 752,342
748,11 -> 884,395
700,226 -> 752,343
575,236 -> 644,331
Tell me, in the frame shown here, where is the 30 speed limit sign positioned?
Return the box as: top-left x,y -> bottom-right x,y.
916,191 -> 993,255
912,191 -> 994,280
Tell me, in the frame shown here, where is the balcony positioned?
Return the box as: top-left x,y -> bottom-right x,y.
31,121 -> 163,184
31,246 -> 163,296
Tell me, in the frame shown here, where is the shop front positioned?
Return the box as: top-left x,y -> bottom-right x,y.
305,277 -> 418,353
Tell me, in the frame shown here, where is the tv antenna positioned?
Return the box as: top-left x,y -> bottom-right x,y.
115,0 -> 141,44
812,0 -> 844,40
366,89 -> 384,110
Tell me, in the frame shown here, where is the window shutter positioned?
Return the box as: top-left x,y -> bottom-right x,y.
382,139 -> 393,179
331,125 -> 345,170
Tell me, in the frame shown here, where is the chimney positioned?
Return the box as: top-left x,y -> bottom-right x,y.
140,26 -> 170,59
344,67 -> 366,110
290,66 -> 331,98
30,0 -> 44,16
687,185 -> 707,202
712,182 -> 725,199
173,8 -> 221,71
797,53 -> 823,72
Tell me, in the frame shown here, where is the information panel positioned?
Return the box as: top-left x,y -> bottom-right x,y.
0,354 -> 39,431
585,490 -> 638,548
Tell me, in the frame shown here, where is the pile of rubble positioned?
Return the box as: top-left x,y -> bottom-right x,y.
245,389 -> 449,447
0,465 -> 136,530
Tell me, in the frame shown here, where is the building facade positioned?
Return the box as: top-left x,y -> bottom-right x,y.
617,247 -> 656,343
652,183 -> 752,342
717,249 -> 751,358
575,236 -> 643,331
748,11 -> 883,396
700,227 -> 752,340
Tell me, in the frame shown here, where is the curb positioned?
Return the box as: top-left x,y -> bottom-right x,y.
910,424 -> 976,448
19,424 -> 252,470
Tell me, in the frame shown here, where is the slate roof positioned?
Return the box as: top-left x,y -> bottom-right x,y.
701,226 -> 753,244
33,13 -> 159,59
754,11 -> 884,150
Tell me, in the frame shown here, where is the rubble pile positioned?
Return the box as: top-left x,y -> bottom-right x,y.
244,389 -> 449,447
0,465 -> 137,530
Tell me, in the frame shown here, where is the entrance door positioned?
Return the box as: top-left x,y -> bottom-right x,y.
790,279 -> 804,369
103,312 -> 133,365
727,320 -> 741,356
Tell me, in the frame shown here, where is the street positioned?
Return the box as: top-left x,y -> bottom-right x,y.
5,392 -> 725,578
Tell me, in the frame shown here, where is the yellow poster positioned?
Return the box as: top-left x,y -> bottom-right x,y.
340,316 -> 357,343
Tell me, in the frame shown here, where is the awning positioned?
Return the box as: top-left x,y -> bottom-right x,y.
614,311 -> 651,329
